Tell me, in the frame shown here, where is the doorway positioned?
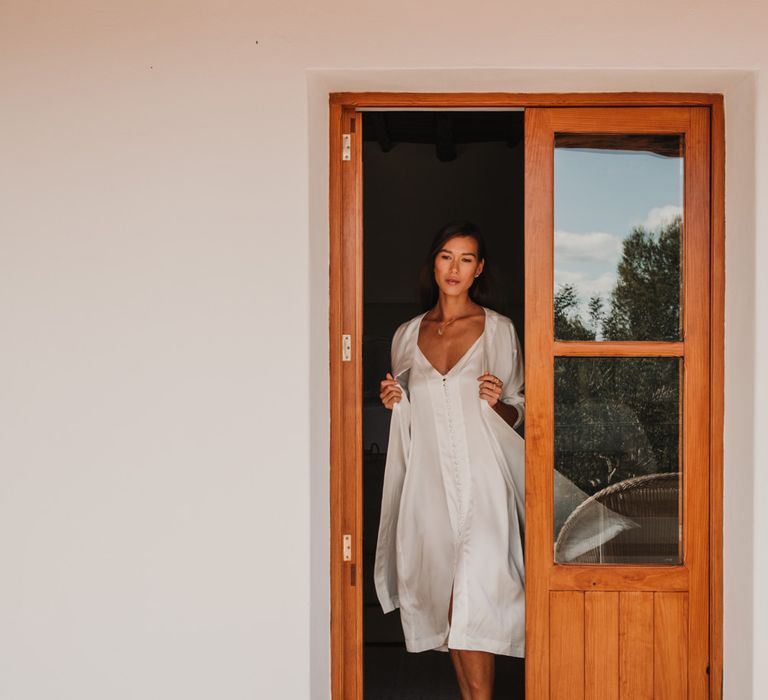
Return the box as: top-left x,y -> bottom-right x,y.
360,109 -> 525,699
329,93 -> 725,700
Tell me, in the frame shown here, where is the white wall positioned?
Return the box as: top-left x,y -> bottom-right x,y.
1,2 -> 765,698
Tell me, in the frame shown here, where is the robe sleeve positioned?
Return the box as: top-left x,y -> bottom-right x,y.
373,321 -> 412,614
496,317 -> 525,430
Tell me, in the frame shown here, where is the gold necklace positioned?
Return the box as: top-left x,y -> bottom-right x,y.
437,317 -> 456,336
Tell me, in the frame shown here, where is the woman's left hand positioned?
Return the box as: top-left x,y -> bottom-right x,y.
477,373 -> 503,407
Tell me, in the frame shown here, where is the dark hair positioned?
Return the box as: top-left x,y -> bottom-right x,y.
418,219 -> 499,311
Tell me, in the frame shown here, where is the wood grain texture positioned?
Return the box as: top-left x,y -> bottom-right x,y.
654,592 -> 689,700
330,92 -> 721,108
340,108 -> 362,700
684,106 -> 711,699
585,592 -> 619,700
353,112 -> 365,699
547,107 -> 690,133
524,106 -> 555,700
554,341 -> 684,357
537,105 -> 713,700
619,592 -> 654,700
330,106 -> 363,700
550,566 -> 688,591
551,591 -> 585,700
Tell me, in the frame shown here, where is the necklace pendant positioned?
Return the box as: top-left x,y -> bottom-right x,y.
437,327 -> 444,336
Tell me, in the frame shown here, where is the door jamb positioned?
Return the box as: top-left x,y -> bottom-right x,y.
328,91 -> 725,700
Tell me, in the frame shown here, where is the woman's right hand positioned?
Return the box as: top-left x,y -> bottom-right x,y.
379,372 -> 403,409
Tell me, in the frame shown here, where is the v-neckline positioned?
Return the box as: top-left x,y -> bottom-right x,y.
416,307 -> 487,378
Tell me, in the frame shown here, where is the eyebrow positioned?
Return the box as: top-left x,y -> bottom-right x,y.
439,248 -> 478,257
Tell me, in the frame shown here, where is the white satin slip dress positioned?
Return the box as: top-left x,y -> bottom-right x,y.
394,321 -> 525,657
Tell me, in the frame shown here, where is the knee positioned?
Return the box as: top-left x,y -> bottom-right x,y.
466,677 -> 486,693
465,669 -> 493,694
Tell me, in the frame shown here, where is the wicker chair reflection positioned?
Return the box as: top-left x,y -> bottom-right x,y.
554,472 -> 680,564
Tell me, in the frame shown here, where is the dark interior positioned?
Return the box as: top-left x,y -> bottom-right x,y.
361,109 -> 526,699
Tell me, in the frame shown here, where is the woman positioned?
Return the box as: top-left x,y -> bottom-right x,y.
374,220 -> 526,700
373,220 -> 635,699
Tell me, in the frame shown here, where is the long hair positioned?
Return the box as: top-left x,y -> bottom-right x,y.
418,219 -> 499,311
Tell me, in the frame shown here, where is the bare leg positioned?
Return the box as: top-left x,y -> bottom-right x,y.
447,586 -> 472,700
455,649 -> 495,700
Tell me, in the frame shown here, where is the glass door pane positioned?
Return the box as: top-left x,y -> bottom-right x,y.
553,134 -> 684,341
553,357 -> 682,564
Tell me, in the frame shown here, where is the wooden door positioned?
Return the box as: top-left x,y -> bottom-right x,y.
524,107 -> 711,699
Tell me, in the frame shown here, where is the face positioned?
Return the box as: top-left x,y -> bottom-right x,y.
433,235 -> 485,298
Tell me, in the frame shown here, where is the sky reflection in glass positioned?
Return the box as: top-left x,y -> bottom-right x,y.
554,136 -> 683,340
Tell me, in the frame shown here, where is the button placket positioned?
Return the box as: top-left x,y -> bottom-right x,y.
442,376 -> 464,532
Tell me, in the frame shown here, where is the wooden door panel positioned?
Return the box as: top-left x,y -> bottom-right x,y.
585,592 -> 619,700
525,105 -> 711,699
654,593 -> 689,700
550,591 -> 585,700
619,592 -> 654,700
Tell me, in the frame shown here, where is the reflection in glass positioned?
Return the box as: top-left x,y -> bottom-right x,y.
553,357 -> 682,564
554,134 -> 683,341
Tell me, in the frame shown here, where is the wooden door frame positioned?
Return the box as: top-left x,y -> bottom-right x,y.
328,91 -> 725,700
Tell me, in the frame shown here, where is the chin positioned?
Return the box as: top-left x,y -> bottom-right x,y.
440,281 -> 470,294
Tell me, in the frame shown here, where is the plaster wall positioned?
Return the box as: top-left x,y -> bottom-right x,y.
1,2 -> 764,697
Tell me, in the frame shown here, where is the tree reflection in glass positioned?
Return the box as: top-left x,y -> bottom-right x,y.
553,357 -> 682,564
553,134 -> 683,342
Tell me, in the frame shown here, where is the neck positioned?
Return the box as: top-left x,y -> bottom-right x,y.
433,293 -> 476,321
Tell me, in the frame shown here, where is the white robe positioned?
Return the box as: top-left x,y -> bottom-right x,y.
373,307 -> 635,657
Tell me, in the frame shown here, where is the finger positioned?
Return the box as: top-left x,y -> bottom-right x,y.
382,387 -> 402,401
479,387 -> 499,401
386,392 -> 402,406
386,372 -> 394,380
478,373 -> 501,385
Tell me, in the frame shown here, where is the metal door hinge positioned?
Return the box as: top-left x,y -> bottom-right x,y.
342,334 -> 352,362
342,534 -> 352,561
342,134 -> 351,161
